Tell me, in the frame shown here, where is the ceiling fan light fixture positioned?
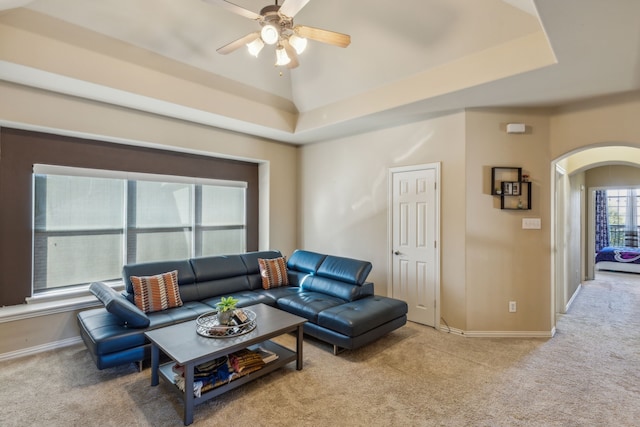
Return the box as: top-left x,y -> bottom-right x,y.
210,0 -> 352,69
246,37 -> 264,57
260,24 -> 279,45
275,45 -> 291,66
288,34 -> 307,54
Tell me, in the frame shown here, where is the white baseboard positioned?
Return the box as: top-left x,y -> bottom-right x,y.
0,335 -> 83,363
436,323 -> 553,338
565,283 -> 582,312
436,321 -> 554,338
438,325 -> 465,336
463,330 -> 554,338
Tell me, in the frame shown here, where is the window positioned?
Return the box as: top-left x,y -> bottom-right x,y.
33,165 -> 246,293
606,189 -> 640,246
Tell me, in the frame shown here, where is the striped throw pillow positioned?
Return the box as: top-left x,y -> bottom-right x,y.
130,270 -> 183,313
258,257 -> 289,289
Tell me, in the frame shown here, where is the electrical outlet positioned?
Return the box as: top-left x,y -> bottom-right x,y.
509,301 -> 517,313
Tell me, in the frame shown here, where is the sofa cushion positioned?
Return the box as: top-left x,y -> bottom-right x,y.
258,286 -> 301,301
130,270 -> 183,313
145,301 -> 213,327
89,282 -> 150,328
201,291 -> 275,310
317,296 -> 409,337
316,255 -> 372,285
276,291 -> 345,322
258,257 -> 289,289
77,308 -> 148,356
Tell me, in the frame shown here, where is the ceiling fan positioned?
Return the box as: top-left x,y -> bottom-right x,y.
203,0 -> 351,69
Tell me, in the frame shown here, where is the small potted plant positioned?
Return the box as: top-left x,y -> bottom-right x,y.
216,296 -> 239,325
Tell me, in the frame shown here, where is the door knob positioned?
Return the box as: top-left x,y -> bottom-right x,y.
394,251 -> 401,255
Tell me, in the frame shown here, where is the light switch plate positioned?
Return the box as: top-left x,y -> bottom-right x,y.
522,218 -> 541,229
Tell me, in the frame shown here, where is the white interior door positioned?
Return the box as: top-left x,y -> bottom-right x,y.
390,164 -> 439,327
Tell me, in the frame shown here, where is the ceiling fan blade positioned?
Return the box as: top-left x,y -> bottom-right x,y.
279,0 -> 311,18
217,32 -> 260,55
282,39 -> 299,69
201,0 -> 261,20
294,25 -> 351,48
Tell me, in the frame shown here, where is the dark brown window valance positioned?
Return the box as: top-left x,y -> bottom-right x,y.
0,127 -> 258,306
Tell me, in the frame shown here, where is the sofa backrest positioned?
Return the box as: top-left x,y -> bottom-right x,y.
298,252 -> 374,301
121,250 -> 374,304
190,255 -> 250,300
316,255 -> 372,285
240,250 -> 284,290
287,250 -> 326,273
122,259 -> 196,303
286,250 -> 326,286
301,276 -> 374,301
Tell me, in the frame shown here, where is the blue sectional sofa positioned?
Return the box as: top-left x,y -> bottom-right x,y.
77,249 -> 408,370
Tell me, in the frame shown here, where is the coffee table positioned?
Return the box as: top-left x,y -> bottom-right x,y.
145,303 -> 307,425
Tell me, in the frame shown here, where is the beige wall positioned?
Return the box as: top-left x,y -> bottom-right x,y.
550,91 -> 640,159
0,81 -> 299,255
585,165 -> 640,188
0,82 -> 299,356
0,309 -> 85,354
4,81 -> 640,358
565,147 -> 640,174
550,91 -> 640,309
464,109 -> 552,332
299,112 -> 468,328
299,108 -> 554,333
0,10 -> 297,134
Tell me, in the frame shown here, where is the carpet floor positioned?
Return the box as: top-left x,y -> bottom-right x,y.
1,271 -> 639,426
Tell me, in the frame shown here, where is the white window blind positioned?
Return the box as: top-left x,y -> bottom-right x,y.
32,164 -> 247,293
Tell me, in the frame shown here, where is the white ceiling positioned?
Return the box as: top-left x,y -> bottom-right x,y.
1,0 -> 639,144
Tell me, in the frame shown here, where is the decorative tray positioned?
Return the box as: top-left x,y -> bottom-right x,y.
195,309 -> 257,338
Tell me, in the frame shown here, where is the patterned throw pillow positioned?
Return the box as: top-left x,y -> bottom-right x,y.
258,257 -> 289,289
130,270 -> 183,313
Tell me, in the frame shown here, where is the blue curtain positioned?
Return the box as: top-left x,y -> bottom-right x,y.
595,190 -> 609,252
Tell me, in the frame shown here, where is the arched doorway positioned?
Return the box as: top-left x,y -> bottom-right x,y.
551,145 -> 640,326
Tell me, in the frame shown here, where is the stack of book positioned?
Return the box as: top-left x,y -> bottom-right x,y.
254,346 -> 278,363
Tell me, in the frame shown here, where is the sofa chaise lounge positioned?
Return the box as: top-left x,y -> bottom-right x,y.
78,249 -> 408,370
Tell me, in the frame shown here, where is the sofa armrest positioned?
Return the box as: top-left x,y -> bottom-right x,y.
89,282 -> 150,328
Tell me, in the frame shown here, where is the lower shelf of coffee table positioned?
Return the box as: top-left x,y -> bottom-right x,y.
158,339 -> 296,403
